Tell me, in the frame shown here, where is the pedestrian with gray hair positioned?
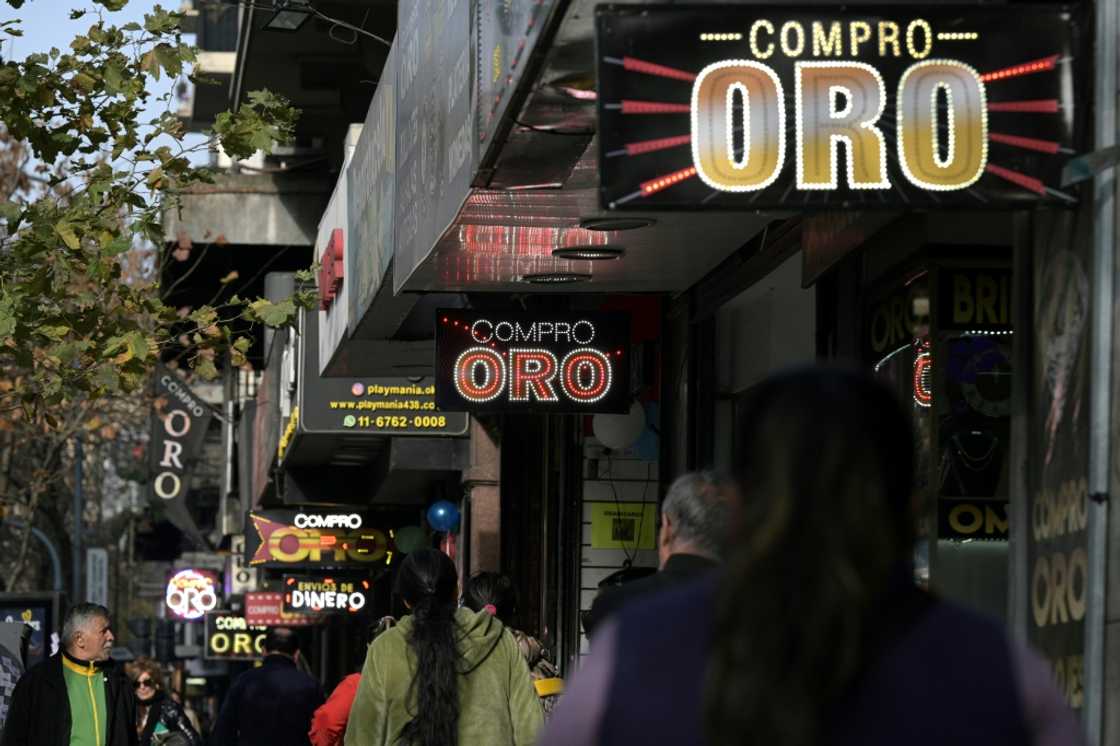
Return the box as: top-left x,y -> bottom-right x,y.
1,602 -> 138,746
582,471 -> 734,639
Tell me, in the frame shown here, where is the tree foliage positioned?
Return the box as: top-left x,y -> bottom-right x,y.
0,0 -> 312,428
0,0 -> 315,590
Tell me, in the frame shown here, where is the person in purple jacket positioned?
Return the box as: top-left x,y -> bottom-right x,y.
542,367 -> 1082,746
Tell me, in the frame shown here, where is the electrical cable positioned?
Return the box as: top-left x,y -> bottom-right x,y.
309,7 -> 391,48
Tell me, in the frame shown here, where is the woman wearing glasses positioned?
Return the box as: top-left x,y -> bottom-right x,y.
125,658 -> 201,746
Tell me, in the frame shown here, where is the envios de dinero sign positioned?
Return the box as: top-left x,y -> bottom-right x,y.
596,5 -> 1086,210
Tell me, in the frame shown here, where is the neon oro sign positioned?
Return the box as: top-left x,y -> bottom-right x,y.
452,319 -> 613,405
248,512 -> 389,567
165,569 -> 219,620
598,8 -> 1079,207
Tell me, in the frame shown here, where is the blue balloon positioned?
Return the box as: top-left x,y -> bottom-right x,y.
426,500 -> 461,533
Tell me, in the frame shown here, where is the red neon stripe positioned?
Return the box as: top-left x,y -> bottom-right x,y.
989,132 -> 1062,154
620,100 -> 691,115
625,134 -> 692,156
988,99 -> 1060,113
980,54 -> 1060,82
640,166 -> 698,196
622,56 -> 697,82
986,164 -> 1046,195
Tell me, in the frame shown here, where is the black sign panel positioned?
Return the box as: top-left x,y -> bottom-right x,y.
1027,209 -> 1091,711
148,366 -> 214,547
203,612 -> 266,661
244,510 -> 389,569
295,310 -> 469,439
282,574 -> 373,616
597,5 -> 1086,210
435,309 -> 631,413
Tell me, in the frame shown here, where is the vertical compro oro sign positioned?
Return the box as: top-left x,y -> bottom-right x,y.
1028,209 -> 1092,711
148,366 -> 213,545
596,5 -> 1086,210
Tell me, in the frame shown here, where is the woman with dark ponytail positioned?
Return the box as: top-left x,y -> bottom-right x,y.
541,368 -> 1081,746
463,572 -> 564,717
344,549 -> 543,746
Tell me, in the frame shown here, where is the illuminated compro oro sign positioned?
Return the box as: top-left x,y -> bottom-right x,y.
435,310 -> 631,413
165,568 -> 220,621
203,612 -> 267,661
596,6 -> 1085,210
245,510 -> 389,569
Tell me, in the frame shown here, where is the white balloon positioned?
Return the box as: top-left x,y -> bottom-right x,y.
593,402 -> 646,451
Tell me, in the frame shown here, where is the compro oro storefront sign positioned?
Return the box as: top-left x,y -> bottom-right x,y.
165,568 -> 221,621
596,5 -> 1086,210
245,510 -> 389,568
283,575 -> 372,615
435,310 -> 632,413
204,612 -> 266,661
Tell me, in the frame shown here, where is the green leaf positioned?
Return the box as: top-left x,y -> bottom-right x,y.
56,223 -> 81,250
0,296 -> 16,339
94,0 -> 129,10
71,72 -> 97,92
0,202 -> 21,223
194,355 -> 219,380
102,236 -> 131,257
143,6 -> 180,35
152,43 -> 181,78
40,325 -> 71,340
246,298 -> 296,327
103,61 -> 125,93
125,330 -> 149,362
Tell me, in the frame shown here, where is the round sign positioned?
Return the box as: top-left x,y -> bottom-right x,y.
166,569 -> 219,620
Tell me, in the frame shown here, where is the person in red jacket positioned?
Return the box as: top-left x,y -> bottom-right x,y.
308,617 -> 395,746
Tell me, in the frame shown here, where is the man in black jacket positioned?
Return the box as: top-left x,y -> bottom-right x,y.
583,471 -> 734,639
210,627 -> 324,746
1,602 -> 137,746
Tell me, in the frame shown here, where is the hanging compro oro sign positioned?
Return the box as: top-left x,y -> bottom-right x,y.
435,310 -> 631,413
596,5 -> 1086,210
244,510 -> 390,568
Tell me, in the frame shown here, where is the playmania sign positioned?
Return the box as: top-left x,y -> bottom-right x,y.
596,5 -> 1085,210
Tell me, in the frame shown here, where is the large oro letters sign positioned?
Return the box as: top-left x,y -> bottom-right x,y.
435,310 -> 631,413
596,6 -> 1085,209
245,510 -> 389,568
204,612 -> 266,661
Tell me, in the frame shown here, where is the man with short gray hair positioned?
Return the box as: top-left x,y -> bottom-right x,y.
1,603 -> 137,746
583,471 -> 734,638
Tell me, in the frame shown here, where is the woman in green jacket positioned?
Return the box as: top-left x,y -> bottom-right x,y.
343,549 -> 543,746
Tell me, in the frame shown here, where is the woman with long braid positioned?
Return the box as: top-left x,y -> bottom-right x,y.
343,548 -> 542,746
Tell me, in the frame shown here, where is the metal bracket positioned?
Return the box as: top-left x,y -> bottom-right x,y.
1089,491 -> 1110,504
